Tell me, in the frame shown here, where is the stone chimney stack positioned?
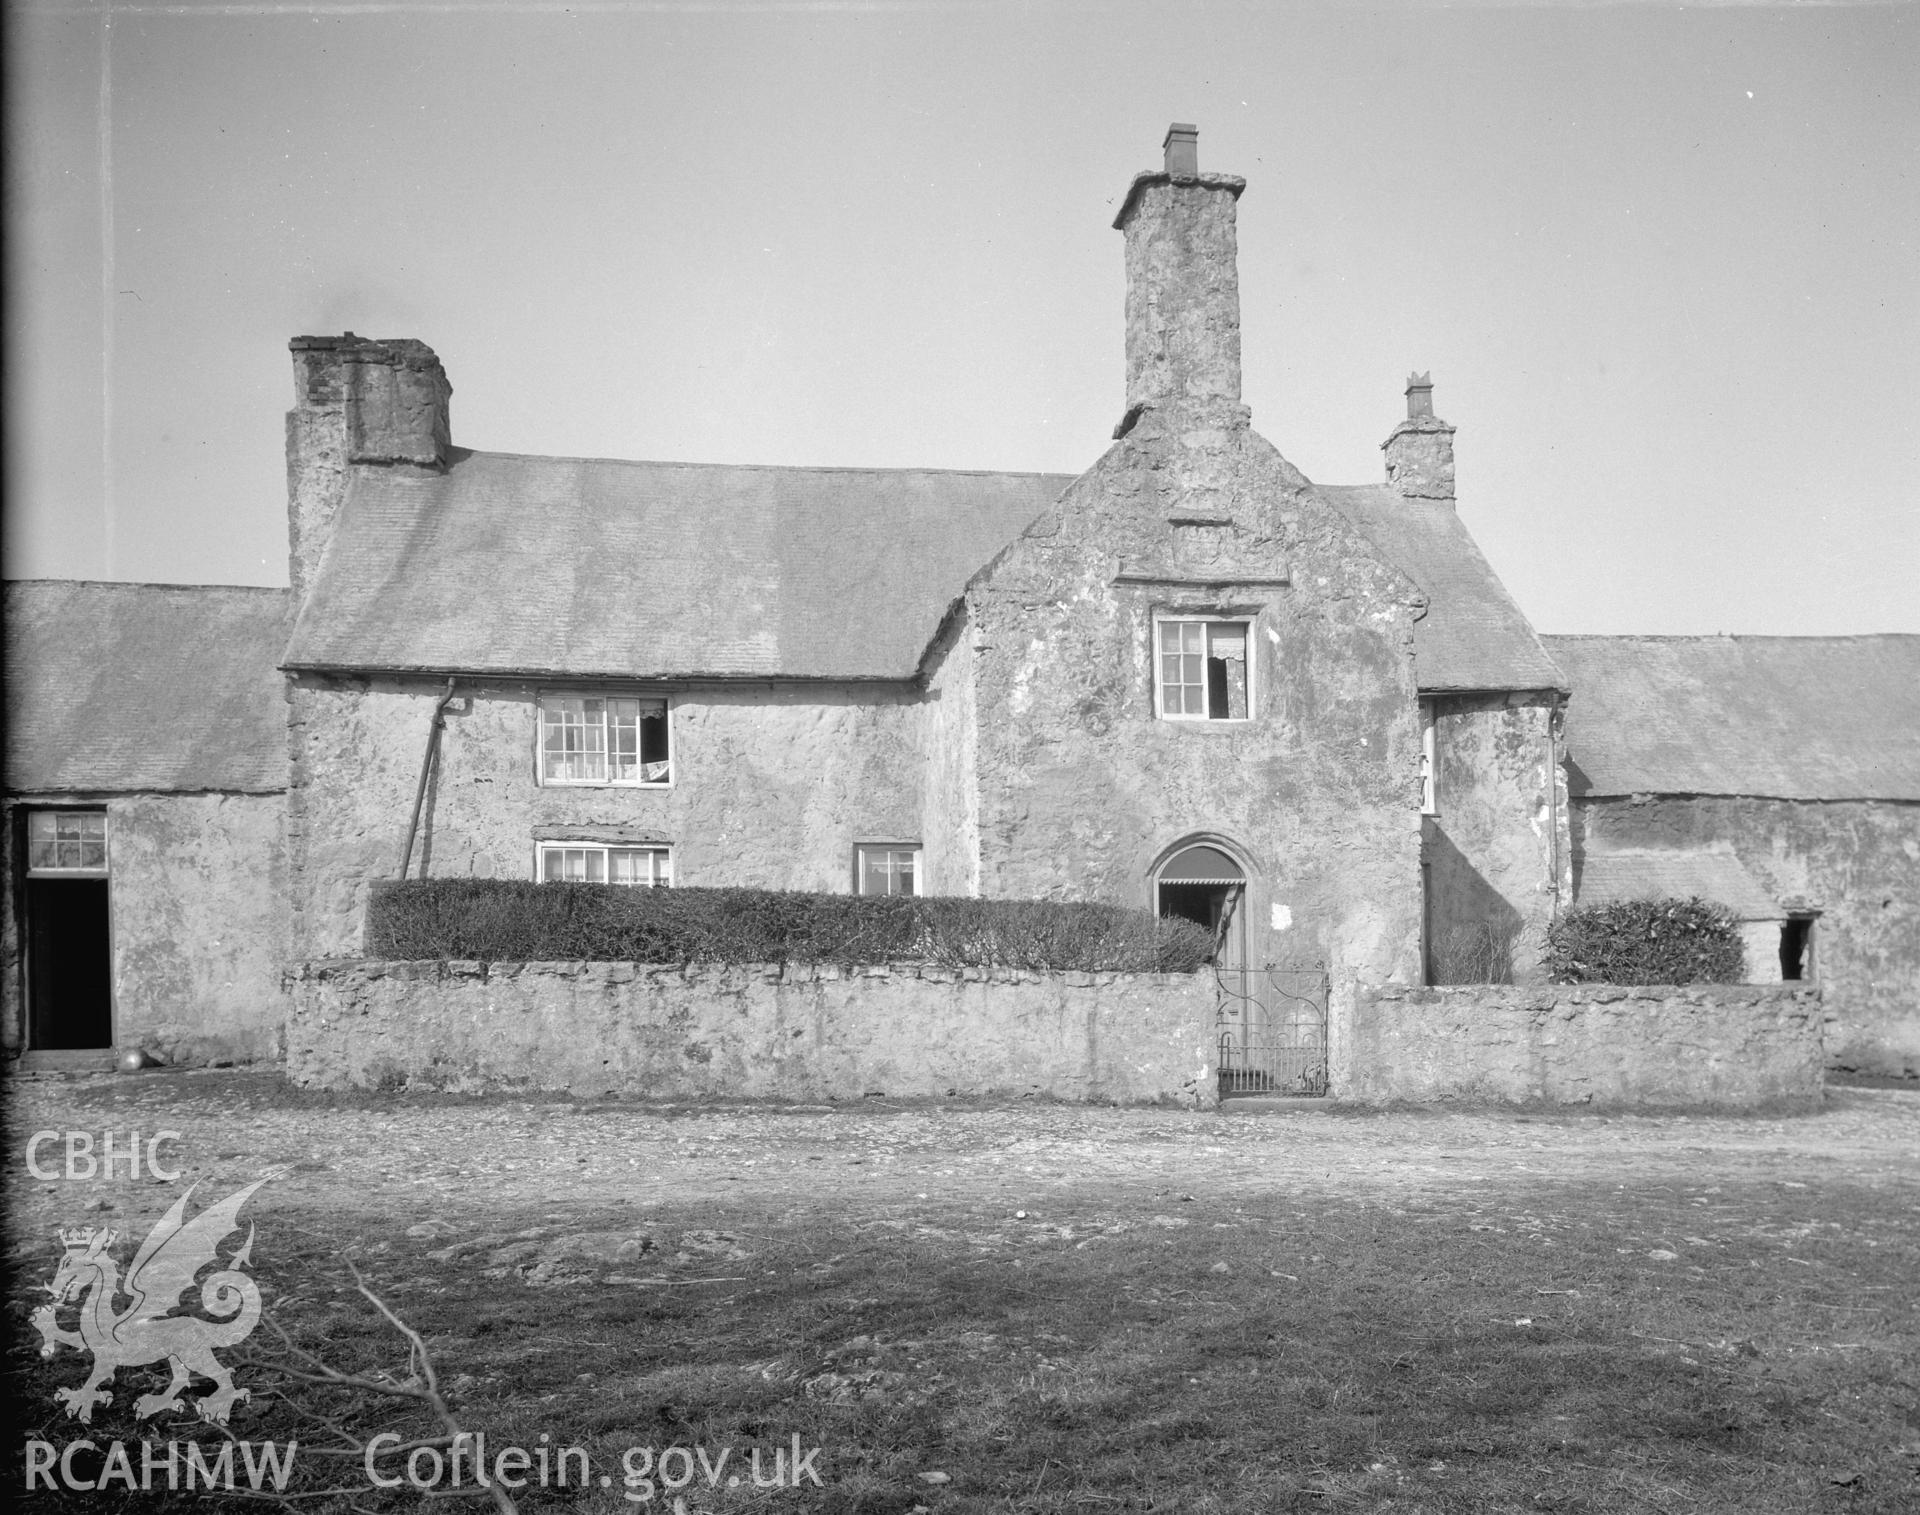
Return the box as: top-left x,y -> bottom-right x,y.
1112,124 -> 1249,429
286,335 -> 452,600
1381,372 -> 1456,503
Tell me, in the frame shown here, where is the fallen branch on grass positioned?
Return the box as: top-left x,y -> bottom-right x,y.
234,1259 -> 517,1514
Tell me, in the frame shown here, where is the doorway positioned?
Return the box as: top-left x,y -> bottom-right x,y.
22,810 -> 113,1050
1154,842 -> 1246,967
1779,916 -> 1815,982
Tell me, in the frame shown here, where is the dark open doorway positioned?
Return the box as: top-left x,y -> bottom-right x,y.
1779,917 -> 1815,982
1155,842 -> 1246,967
22,811 -> 114,1050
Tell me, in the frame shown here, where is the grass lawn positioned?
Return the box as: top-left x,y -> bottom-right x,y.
9,1169 -> 1916,1512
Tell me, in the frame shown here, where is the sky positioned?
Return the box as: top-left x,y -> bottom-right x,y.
5,0 -> 1916,637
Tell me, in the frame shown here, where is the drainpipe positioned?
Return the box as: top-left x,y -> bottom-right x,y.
398,678 -> 458,879
1546,696 -> 1564,914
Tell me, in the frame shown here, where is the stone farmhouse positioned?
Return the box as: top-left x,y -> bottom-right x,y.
6,126 -> 1916,1086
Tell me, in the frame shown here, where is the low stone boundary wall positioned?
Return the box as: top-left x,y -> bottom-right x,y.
1342,983 -> 1824,1106
287,959 -> 1219,1105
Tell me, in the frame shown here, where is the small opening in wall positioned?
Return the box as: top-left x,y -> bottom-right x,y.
1779,917 -> 1814,981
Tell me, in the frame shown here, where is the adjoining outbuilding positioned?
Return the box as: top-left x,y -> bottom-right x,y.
2,581 -> 291,1066
1548,633 -> 1920,1077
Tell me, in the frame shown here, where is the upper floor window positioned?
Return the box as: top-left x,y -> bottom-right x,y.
856,844 -> 920,897
538,842 -> 671,887
1156,618 -> 1251,721
27,811 -> 108,875
538,696 -> 669,786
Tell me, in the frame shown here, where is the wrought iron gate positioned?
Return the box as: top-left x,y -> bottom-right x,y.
1214,963 -> 1329,1096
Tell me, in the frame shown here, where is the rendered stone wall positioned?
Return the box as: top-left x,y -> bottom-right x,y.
1342,982 -> 1824,1107
1425,695 -> 1568,984
287,959 -> 1219,1105
964,408 -> 1426,983
1575,795 -> 1920,1076
107,794 -> 290,1064
918,606 -> 982,898
286,676 -> 932,958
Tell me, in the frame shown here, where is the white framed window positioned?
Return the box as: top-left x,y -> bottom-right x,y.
1420,702 -> 1438,816
26,811 -> 109,876
537,843 -> 672,887
855,844 -> 920,897
538,696 -> 670,786
1155,617 -> 1252,721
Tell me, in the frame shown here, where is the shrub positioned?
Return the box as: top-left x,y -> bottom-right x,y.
365,880 -> 1214,974
1545,896 -> 1745,986
1430,921 -> 1519,985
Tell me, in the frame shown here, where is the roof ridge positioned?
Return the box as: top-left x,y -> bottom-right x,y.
452,448 -> 1078,482
1543,632 -> 1920,645
3,578 -> 288,594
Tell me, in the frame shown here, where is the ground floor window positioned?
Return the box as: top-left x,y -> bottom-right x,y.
856,844 -> 920,896
538,843 -> 671,887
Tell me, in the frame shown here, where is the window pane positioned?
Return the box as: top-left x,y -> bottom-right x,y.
858,848 -> 920,896
639,704 -> 670,781
608,848 -> 667,887
608,700 -> 639,782
27,812 -> 56,870
28,811 -> 108,872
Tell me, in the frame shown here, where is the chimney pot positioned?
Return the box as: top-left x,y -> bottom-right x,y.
1405,371 -> 1434,419
1382,371 -> 1455,504
1163,122 -> 1199,177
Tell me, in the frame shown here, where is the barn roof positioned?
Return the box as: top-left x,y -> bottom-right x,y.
4,581 -> 289,794
1574,849 -> 1782,920
1318,485 -> 1568,694
283,451 -> 1072,680
1545,634 -> 1920,801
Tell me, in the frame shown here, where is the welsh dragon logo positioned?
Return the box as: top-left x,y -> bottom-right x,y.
34,1179 -> 270,1426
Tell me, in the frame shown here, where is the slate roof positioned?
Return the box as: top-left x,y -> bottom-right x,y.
5,581 -> 289,794
1546,635 -> 1920,801
1575,849 -> 1781,919
1318,485 -> 1568,694
287,447 -> 1569,694
284,451 -> 1072,680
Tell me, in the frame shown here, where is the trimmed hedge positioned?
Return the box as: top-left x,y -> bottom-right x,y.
1546,896 -> 1745,986
365,880 -> 1214,974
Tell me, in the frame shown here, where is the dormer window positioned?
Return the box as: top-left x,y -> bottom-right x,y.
1155,617 -> 1251,721
538,696 -> 670,786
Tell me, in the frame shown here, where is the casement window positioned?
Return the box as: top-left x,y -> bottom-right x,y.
26,811 -> 109,875
538,696 -> 669,786
855,844 -> 920,897
1155,618 -> 1251,721
537,843 -> 672,887
1420,702 -> 1438,816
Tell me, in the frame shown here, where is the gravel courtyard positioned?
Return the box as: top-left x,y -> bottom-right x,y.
10,1071 -> 1916,1227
